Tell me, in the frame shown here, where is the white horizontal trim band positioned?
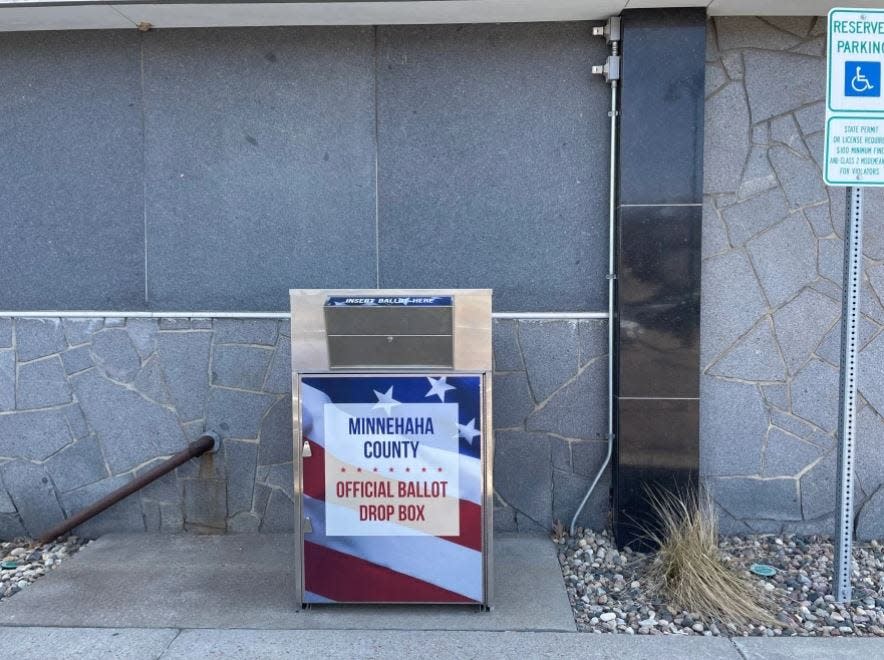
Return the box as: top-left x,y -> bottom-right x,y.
0,311 -> 289,319
618,203 -> 703,208
617,396 -> 699,401
0,310 -> 610,320
491,312 -> 608,319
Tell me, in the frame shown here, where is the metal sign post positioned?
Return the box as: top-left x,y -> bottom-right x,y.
833,187 -> 863,604
825,8 -> 884,603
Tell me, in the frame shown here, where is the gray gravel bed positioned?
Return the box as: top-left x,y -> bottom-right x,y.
558,529 -> 884,637
1,537 -> 88,602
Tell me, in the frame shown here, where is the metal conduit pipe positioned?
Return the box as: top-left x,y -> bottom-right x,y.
37,433 -> 220,545
571,26 -> 619,536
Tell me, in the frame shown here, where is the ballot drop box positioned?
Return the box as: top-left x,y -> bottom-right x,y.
290,289 -> 493,608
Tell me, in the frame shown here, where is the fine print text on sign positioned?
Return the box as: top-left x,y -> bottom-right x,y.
825,8 -> 884,186
325,296 -> 453,307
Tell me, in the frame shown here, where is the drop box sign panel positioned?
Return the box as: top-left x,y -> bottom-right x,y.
825,8 -> 884,186
300,374 -> 484,603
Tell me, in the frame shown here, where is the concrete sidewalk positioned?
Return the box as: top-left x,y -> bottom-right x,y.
0,533 -> 574,631
1,533 -> 883,658
2,627 -> 884,659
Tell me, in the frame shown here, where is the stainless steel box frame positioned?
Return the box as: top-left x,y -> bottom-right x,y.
290,289 -> 494,609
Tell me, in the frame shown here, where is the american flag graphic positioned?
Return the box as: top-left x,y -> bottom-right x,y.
300,374 -> 484,604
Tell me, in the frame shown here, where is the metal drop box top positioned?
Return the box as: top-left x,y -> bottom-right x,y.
324,295 -> 454,369
290,289 -> 494,609
291,289 -> 492,373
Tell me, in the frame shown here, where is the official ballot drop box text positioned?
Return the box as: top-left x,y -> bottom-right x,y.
290,289 -> 493,608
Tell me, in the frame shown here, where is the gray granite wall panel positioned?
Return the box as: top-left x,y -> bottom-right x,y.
375,23 -> 610,312
2,24 -> 609,313
0,31 -> 145,310
142,27 -> 378,311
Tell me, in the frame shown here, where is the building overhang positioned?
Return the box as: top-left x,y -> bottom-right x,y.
0,0 -> 876,32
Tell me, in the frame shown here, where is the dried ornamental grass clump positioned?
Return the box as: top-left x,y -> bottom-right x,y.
644,490 -> 779,628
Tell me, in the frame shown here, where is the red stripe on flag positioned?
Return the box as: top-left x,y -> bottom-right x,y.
440,500 -> 483,552
304,541 -> 477,603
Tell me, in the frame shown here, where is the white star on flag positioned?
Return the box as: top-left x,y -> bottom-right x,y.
458,418 -> 481,445
372,386 -> 400,415
425,376 -> 455,402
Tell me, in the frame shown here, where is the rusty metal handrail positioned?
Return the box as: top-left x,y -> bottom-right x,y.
38,434 -> 218,545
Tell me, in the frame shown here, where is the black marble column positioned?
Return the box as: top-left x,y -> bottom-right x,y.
613,8 -> 706,549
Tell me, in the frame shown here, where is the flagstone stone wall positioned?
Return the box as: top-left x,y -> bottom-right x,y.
702,16 -> 884,539
0,316 -> 609,539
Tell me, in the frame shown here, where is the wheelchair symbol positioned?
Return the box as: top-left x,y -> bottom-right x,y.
845,61 -> 881,98
852,67 -> 874,93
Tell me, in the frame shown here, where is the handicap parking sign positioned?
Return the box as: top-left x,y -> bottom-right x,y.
845,61 -> 881,98
825,9 -> 884,186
